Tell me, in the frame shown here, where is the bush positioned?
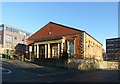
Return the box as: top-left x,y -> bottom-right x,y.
61,51 -> 68,59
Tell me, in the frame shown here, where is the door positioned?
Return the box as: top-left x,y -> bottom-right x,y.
39,45 -> 45,58
52,46 -> 58,58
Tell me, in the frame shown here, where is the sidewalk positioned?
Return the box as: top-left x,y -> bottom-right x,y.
1,58 -> 60,71
2,58 -> 43,68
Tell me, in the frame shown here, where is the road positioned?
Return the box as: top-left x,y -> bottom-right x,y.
1,58 -> 120,83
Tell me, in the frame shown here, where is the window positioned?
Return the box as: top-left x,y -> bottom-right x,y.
6,27 -> 12,32
107,49 -> 114,50
5,34 -> 12,42
14,36 -> 17,40
19,31 -> 26,36
107,44 -> 114,46
107,40 -> 114,42
26,33 -> 30,36
5,42 -> 12,48
52,47 -> 58,57
12,29 -> 18,33
115,39 -> 120,41
69,40 -> 74,56
6,27 -> 19,34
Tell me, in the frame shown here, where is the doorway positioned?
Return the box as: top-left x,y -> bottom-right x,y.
39,45 -> 45,58
51,44 -> 58,58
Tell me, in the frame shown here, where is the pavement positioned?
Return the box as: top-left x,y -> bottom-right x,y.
2,58 -> 42,68
1,58 -> 69,74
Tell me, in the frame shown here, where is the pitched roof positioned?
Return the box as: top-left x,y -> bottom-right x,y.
27,22 -> 83,41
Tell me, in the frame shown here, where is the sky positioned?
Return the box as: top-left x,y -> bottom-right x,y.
1,2 -> 118,51
118,1 -> 120,37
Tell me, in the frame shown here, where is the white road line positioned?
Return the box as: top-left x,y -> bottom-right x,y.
1,67 -> 12,74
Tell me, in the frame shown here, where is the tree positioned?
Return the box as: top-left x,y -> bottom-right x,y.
15,43 -> 26,61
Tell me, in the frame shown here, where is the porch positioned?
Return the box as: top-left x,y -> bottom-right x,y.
29,37 -> 78,60
32,39 -> 66,59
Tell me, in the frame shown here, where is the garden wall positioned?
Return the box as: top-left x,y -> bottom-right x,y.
65,58 -> 119,70
33,58 -> 120,70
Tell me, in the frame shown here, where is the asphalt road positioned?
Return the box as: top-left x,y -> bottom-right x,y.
1,58 -> 120,83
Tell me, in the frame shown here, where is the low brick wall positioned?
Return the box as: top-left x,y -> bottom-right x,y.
33,58 -> 120,70
33,58 -> 66,68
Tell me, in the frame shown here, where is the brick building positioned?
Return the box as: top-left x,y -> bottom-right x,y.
0,24 -> 31,54
106,37 -> 120,61
27,22 -> 103,61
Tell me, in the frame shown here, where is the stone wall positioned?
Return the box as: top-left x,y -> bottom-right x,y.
98,61 -> 119,69
65,58 -> 119,70
33,58 -> 119,70
65,58 -> 96,70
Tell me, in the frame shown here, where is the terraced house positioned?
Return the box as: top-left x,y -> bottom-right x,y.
27,22 -> 103,61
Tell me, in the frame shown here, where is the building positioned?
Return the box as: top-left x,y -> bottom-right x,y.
102,48 -> 107,60
0,24 -> 31,54
27,22 -> 103,61
106,37 -> 120,61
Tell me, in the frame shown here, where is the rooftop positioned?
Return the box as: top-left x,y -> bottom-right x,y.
28,22 -> 102,45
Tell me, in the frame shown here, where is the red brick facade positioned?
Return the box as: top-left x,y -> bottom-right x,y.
27,22 -> 84,59
27,22 -> 102,60
27,22 -> 82,44
64,34 -> 83,58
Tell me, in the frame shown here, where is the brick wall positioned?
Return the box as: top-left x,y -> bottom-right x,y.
64,34 -> 83,58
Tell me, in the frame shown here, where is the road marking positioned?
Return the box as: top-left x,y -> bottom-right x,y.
1,67 -> 12,74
